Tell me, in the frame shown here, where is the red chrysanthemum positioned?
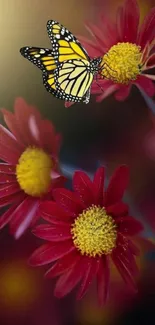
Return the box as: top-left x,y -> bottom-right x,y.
30,165 -> 144,305
77,236 -> 155,324
66,0 -> 155,106
0,97 -> 65,238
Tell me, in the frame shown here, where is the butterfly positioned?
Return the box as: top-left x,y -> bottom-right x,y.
20,20 -> 103,104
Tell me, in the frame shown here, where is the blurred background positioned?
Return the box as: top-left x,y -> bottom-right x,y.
0,0 -> 155,324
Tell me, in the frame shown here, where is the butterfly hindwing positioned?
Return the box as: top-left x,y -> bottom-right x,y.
42,72 -> 61,98
20,47 -> 57,73
43,59 -> 93,103
54,59 -> 94,102
46,20 -> 89,64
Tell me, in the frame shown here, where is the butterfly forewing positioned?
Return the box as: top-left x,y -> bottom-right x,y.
20,47 -> 57,72
47,20 -> 89,63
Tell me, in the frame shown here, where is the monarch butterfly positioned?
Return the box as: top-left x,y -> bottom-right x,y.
20,20 -> 103,104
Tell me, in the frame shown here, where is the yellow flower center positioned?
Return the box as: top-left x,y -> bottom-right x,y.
102,42 -> 143,84
16,147 -> 53,197
71,205 -> 117,257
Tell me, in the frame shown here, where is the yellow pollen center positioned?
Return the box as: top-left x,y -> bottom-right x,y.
16,147 -> 53,197
102,42 -> 142,84
71,205 -> 117,257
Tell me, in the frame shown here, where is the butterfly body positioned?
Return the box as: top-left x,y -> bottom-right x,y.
20,20 -> 103,104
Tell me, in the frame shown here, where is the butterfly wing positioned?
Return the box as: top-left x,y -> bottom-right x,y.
54,59 -> 93,102
20,47 -> 61,96
20,47 -> 57,73
46,20 -> 90,64
43,59 -> 93,102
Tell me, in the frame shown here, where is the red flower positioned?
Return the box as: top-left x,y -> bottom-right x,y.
30,165 -> 144,305
0,98 -> 65,238
76,237 -> 155,324
66,0 -> 155,106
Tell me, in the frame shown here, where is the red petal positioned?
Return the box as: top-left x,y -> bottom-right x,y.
112,253 -> 137,292
114,246 -> 139,277
85,22 -> 109,52
141,43 -> 151,63
1,108 -> 25,148
39,120 -> 58,153
9,197 -> 39,238
0,173 -> 16,184
0,191 -> 25,207
91,79 -> 113,93
117,216 -> 144,235
106,202 -> 129,218
116,6 -> 124,41
0,124 -> 22,153
98,14 -> 119,50
114,85 -> 131,101
0,183 -> 21,198
93,167 -> 104,205
145,53 -> 155,69
0,145 -> 19,164
87,14 -> 118,52
78,36 -> 103,57
118,0 -> 139,43
138,7 -> 155,49
51,174 -> 67,191
77,257 -> 100,300
42,215 -> 70,226
134,75 -> 155,97
32,224 -> 71,242
97,256 -> 110,306
104,165 -> 129,206
143,74 -> 155,81
0,203 -> 19,229
40,201 -> 72,222
27,114 -> 43,147
29,210 -> 40,228
117,233 -> 140,256
127,239 -> 140,256
45,250 -> 81,278
95,84 -> 119,102
29,240 -> 75,266
73,171 -> 94,206
0,163 -> 15,174
65,102 -> 75,108
52,188 -> 85,215
14,97 -> 41,146
54,256 -> 90,298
